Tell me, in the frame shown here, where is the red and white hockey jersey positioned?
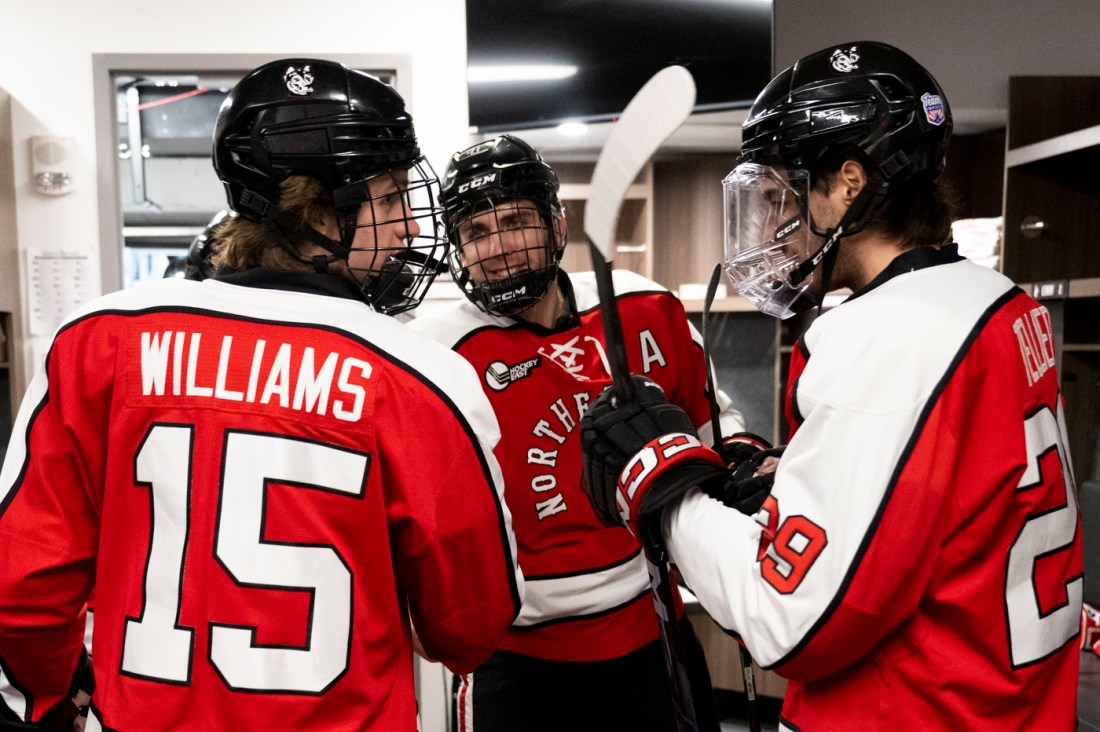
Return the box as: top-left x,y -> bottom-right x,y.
0,271 -> 523,731
412,270 -> 742,661
667,248 -> 1083,730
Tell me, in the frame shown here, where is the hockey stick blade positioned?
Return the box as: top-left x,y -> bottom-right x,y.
584,65 -> 696,405
585,65 -> 696,261
583,65 -> 703,732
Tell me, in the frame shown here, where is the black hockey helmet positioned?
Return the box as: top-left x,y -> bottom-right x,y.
740,41 -> 952,187
213,58 -> 420,222
184,210 -> 234,281
212,58 -> 445,315
722,42 -> 952,319
440,135 -> 566,317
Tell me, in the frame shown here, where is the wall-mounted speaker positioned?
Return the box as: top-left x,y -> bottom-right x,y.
30,135 -> 75,196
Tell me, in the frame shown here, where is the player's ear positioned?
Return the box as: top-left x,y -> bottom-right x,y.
838,159 -> 868,203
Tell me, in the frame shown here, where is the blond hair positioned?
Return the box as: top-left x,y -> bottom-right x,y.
212,176 -> 337,271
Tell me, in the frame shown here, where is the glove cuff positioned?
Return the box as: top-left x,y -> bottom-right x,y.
719,431 -> 773,467
617,433 -> 727,540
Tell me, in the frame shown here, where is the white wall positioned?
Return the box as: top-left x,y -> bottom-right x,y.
774,0 -> 1100,129
0,0 -> 472,393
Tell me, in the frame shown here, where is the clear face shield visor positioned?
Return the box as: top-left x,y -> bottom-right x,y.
722,163 -> 815,320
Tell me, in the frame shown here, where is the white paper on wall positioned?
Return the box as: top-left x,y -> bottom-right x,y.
26,249 -> 94,336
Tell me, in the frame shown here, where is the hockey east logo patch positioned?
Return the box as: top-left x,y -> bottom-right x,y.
485,356 -> 541,391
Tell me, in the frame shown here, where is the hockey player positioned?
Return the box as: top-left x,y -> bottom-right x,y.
411,134 -> 752,732
162,210 -> 233,281
580,41 -> 1083,730
0,58 -> 523,731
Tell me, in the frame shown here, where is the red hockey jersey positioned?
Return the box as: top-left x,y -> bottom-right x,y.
412,270 -> 743,661
0,272 -> 523,731
666,252 -> 1082,730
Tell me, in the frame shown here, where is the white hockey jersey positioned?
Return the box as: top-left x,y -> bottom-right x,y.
666,247 -> 1082,730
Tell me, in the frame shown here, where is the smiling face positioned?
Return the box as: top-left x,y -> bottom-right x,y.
455,198 -> 551,286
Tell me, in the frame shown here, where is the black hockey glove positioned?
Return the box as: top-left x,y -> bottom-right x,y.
580,376 -> 730,547
705,434 -> 785,515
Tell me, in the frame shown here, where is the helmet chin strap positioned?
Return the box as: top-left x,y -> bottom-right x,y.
265,209 -> 352,274
786,182 -> 888,293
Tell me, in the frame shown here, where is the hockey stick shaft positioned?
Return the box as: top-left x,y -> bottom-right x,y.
588,243 -> 636,403
583,65 -> 707,732
702,263 -> 761,732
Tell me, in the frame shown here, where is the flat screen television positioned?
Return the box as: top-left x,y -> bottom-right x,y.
465,0 -> 773,132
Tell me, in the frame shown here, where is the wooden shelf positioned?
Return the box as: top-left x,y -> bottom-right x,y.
1006,123 -> 1100,168
558,162 -> 655,281
1019,278 -> 1100,299
558,182 -> 649,201
1071,278 -> 1100,298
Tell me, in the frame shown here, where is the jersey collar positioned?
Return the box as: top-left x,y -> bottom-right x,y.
846,242 -> 965,303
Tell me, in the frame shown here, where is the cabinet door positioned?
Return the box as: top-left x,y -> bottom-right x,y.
1003,159 -> 1100,282
1001,77 -> 1100,283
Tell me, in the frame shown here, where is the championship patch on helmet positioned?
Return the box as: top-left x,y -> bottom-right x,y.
922,92 -> 946,126
485,356 -> 540,392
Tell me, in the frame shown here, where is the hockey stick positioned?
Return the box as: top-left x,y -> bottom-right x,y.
702,263 -> 761,732
583,65 -> 708,732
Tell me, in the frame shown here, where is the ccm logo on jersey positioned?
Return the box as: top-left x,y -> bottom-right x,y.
485,356 -> 541,391
457,173 -> 498,193
616,432 -> 705,525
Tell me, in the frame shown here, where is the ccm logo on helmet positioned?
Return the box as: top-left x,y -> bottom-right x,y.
457,173 -> 498,193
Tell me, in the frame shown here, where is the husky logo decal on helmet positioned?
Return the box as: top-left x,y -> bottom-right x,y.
830,46 -> 861,73
283,65 -> 314,96
441,135 -> 566,318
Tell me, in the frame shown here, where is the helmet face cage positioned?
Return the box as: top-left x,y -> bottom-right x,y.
723,164 -> 815,319
440,135 -> 566,317
334,156 -> 446,315
447,196 -> 565,317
